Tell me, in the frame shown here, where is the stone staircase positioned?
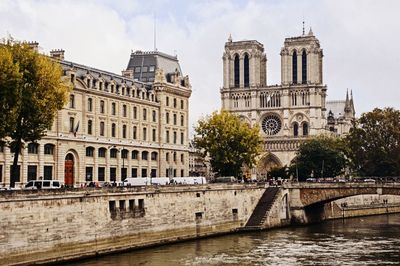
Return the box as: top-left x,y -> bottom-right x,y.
243,187 -> 280,230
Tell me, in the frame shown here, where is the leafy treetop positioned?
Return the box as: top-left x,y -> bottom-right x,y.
194,111 -> 263,177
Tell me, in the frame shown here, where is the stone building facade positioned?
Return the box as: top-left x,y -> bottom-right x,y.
188,141 -> 212,178
0,47 -> 192,187
220,30 -> 355,178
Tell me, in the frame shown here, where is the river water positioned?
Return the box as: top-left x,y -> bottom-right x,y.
67,214 -> 400,266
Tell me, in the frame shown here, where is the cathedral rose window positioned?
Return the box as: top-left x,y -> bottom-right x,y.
262,114 -> 282,135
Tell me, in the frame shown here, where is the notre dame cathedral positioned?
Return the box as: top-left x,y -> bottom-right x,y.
220,28 -> 355,178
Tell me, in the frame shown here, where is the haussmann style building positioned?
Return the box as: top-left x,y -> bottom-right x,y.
0,44 -> 192,187
220,29 -> 355,178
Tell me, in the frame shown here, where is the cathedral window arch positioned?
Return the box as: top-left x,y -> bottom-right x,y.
234,54 -> 240,87
302,49 -> 307,84
245,94 -> 250,107
293,122 -> 299,137
244,53 -> 249,87
292,50 -> 298,84
302,122 -> 309,136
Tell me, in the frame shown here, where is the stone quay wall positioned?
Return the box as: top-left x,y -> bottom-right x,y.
0,184 -> 265,266
323,194 -> 400,220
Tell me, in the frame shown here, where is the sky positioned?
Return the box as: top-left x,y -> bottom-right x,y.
1,0 -> 399,134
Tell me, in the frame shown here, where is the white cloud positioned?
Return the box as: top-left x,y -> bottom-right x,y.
1,0 -> 399,134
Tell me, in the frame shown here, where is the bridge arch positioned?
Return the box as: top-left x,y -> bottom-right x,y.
296,185 -> 400,207
287,184 -> 400,224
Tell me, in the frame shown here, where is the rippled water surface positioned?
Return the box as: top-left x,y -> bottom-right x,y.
67,214 -> 400,266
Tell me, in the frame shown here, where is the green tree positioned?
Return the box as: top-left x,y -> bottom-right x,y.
0,39 -> 71,187
194,111 -> 263,177
346,107 -> 400,176
268,166 -> 290,179
292,136 -> 348,181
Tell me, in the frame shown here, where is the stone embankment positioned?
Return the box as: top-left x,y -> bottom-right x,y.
2,182 -> 400,265
0,184 -> 266,265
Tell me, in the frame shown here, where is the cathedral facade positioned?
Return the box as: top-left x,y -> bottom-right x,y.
220,29 -> 355,177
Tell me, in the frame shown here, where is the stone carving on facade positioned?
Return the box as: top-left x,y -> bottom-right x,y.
155,68 -> 166,83
174,68 -> 181,86
183,75 -> 191,88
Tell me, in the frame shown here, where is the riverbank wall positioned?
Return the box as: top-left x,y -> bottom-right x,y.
3,184 -> 400,265
0,184 -> 265,266
323,194 -> 400,220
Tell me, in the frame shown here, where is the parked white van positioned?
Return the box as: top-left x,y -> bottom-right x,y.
24,180 -> 64,189
122,177 -> 150,187
151,177 -> 170,185
171,177 -> 207,185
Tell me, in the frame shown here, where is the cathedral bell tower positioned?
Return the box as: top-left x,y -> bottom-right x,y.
222,36 -> 267,89
280,28 -> 323,86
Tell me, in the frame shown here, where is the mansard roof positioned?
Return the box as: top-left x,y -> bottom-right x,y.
126,50 -> 182,82
60,60 -> 150,90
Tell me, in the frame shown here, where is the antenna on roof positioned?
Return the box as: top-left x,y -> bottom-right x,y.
302,21 -> 305,35
153,13 -> 157,51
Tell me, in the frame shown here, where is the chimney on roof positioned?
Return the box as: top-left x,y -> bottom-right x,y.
27,41 -> 39,52
50,49 -> 65,60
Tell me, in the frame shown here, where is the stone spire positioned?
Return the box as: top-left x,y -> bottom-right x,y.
308,27 -> 314,36
350,90 -> 355,115
344,89 -> 352,114
228,33 -> 232,42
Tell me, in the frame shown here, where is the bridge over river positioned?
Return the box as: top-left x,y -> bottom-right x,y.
244,182 -> 400,229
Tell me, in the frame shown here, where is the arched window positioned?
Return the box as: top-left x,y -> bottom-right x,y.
292,50 -> 297,84
87,120 -> 93,135
121,149 -> 128,159
44,144 -> 54,155
122,104 -> 127,117
234,54 -> 240,87
302,122 -> 309,136
244,53 -> 249,87
111,102 -> 116,115
100,100 -> 105,113
87,98 -> 93,112
302,50 -> 307,84
98,147 -> 106,157
293,123 -> 299,137
122,125 -> 127,138
133,126 -> 137,139
143,127 -> 147,141
151,152 -> 158,161
111,123 -> 116,137
142,151 -> 148,160
131,150 -> 138,159
110,148 -> 118,158
86,147 -> 94,157
28,143 -> 39,154
100,122 -> 105,136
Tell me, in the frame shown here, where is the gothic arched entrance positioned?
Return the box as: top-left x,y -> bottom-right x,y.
64,153 -> 74,187
257,153 -> 282,179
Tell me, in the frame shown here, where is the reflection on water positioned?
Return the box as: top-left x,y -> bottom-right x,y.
66,214 -> 400,266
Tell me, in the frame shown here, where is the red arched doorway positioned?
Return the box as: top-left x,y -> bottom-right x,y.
64,153 -> 74,187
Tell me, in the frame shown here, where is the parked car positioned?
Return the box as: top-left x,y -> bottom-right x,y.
363,178 -> 376,183
24,180 -> 63,189
306,178 -> 317,182
214,176 -> 237,183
